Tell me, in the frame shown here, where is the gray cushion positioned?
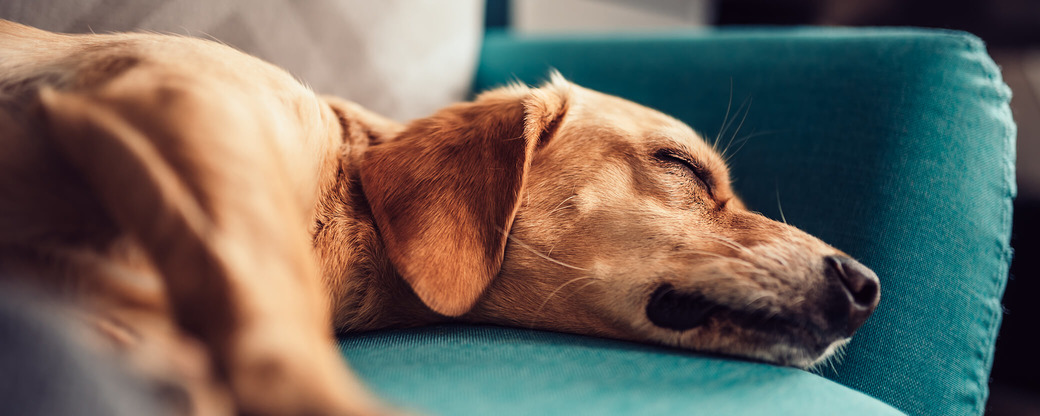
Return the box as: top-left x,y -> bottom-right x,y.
0,0 -> 483,121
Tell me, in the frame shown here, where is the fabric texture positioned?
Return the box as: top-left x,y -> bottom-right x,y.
473,28 -> 1015,416
340,325 -> 905,416
0,0 -> 483,121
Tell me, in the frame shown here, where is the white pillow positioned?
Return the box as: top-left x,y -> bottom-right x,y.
0,0 -> 483,121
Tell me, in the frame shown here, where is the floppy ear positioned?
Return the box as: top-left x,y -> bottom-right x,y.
321,95 -> 404,147
360,82 -> 569,316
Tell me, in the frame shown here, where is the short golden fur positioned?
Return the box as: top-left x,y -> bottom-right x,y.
0,20 -> 879,415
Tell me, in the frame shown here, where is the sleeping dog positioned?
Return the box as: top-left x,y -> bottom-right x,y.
0,20 -> 879,415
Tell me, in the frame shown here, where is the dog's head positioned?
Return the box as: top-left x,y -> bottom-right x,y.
360,74 -> 879,368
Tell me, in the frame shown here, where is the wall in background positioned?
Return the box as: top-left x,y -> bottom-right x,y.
510,0 -> 711,33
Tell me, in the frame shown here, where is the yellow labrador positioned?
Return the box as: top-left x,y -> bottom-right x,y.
0,20 -> 879,415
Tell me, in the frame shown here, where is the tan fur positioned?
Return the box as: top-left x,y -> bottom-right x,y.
460,79 -> 861,367
0,20 -> 385,415
0,20 -> 877,415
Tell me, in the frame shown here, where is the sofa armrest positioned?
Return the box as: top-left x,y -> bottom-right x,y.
473,28 -> 1015,416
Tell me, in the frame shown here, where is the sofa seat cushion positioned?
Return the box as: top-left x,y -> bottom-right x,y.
339,325 -> 904,416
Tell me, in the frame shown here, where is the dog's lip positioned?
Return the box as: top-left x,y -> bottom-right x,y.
645,284 -> 720,331
644,282 -> 848,368
644,284 -> 840,352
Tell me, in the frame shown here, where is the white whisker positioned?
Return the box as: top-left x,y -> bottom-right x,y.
530,276 -> 603,326
809,340 -> 850,375
722,129 -> 774,164
721,96 -> 752,158
684,248 -> 761,272
713,78 -> 735,151
700,234 -> 755,257
503,233 -> 587,271
548,194 -> 577,216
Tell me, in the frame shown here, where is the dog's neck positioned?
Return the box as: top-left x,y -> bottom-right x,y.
311,119 -> 444,333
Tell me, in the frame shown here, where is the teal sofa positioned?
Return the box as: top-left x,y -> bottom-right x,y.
339,28 -> 1016,416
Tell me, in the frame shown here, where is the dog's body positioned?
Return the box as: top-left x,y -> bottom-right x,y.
0,20 -> 879,415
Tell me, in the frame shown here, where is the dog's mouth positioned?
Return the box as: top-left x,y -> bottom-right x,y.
645,284 -> 719,331
644,284 -> 842,365
647,284 -> 807,332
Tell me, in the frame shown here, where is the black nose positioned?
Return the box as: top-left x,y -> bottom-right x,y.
824,255 -> 880,336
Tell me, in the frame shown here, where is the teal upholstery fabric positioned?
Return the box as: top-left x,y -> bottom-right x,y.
470,28 -> 1015,416
339,326 -> 905,415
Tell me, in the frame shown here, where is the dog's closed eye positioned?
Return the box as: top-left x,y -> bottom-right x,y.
652,149 -> 716,198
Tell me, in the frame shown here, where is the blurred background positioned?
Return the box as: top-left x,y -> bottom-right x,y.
489,0 -> 1040,415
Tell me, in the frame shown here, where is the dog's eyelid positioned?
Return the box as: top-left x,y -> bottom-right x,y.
652,149 -> 715,194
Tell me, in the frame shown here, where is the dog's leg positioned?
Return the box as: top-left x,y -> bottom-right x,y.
38,78 -> 386,415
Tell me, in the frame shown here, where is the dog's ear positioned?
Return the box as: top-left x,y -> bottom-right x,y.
360,81 -> 569,316
321,95 -> 404,147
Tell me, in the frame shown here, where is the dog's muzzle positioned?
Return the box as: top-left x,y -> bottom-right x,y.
645,255 -> 880,339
